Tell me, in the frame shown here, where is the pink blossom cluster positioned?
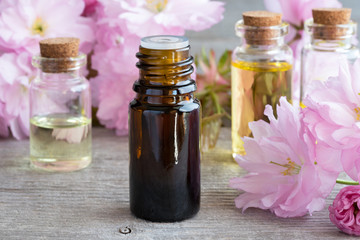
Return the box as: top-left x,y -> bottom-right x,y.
0,0 -> 95,139
230,97 -> 341,217
0,0 -> 225,138
230,59 -> 360,234
91,0 -> 225,135
230,0 -> 360,234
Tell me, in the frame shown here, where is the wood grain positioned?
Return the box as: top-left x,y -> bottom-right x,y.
0,128 -> 354,239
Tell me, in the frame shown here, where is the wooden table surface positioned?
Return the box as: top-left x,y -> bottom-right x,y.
0,127 -> 353,239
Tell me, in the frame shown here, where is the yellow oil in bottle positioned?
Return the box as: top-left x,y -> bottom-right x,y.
30,113 -> 92,171
231,61 -> 292,156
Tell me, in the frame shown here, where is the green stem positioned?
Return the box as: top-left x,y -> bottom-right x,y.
287,31 -> 302,46
289,22 -> 303,31
195,88 -> 211,98
202,113 -> 225,124
210,90 -> 222,114
336,179 -> 359,185
213,85 -> 230,93
224,112 -> 231,120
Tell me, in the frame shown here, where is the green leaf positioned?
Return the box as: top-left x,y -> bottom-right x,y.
218,50 -> 229,70
253,72 -> 279,96
194,54 -> 199,67
218,50 -> 232,76
264,73 -> 274,95
201,47 -> 209,66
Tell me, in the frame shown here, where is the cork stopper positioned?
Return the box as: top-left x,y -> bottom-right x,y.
311,8 -> 352,40
243,11 -> 282,27
39,37 -> 80,73
242,11 -> 283,45
40,37 -> 79,58
313,8 -> 351,25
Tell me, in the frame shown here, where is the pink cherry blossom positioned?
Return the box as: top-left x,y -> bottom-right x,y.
91,0 -> 224,135
90,1 -> 139,135
91,22 -> 139,107
301,51 -> 348,100
0,0 -> 95,54
91,50 -> 136,135
264,0 -> 341,26
119,0 -> 224,37
197,49 -> 228,91
230,97 -> 341,217
303,59 -> 360,181
95,70 -> 135,136
0,102 -> 9,137
0,51 -> 34,139
329,185 -> 360,236
91,20 -> 137,135
82,0 -> 99,17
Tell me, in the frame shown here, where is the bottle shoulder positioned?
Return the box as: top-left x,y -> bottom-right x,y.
130,97 -> 200,112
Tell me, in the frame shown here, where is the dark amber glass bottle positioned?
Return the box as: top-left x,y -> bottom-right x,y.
129,35 -> 200,222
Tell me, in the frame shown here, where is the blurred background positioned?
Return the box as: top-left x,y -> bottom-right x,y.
187,0 -> 360,57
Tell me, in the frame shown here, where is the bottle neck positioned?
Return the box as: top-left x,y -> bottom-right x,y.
134,46 -> 196,105
136,46 -> 194,86
235,20 -> 289,50
305,19 -> 356,51
310,37 -> 352,50
32,53 -> 86,81
37,69 -> 84,86
242,36 -> 285,50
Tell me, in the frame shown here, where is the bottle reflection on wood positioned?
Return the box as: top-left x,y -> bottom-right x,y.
129,35 -> 200,222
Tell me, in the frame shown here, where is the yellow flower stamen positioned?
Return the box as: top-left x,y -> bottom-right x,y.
270,158 -> 301,176
31,17 -> 47,36
146,0 -> 168,13
355,107 -> 360,121
300,101 -> 306,109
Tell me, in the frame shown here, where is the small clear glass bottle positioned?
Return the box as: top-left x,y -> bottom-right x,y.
231,11 -> 293,156
129,35 -> 200,222
301,8 -> 359,100
30,38 -> 92,172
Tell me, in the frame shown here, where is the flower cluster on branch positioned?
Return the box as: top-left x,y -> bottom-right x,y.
0,0 -> 225,138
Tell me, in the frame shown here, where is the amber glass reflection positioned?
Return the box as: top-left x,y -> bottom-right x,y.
129,46 -> 200,222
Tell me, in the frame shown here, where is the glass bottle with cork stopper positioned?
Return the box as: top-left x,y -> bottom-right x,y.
231,11 -> 293,156
301,8 -> 359,100
30,37 -> 92,172
129,35 -> 200,222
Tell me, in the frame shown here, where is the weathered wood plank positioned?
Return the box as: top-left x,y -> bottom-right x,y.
0,127 -> 354,239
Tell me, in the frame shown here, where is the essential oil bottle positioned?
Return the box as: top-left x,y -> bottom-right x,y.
129,35 -> 200,222
30,38 -> 92,172
301,8 -> 359,100
231,11 -> 293,156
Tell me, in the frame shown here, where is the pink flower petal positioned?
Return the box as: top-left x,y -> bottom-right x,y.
329,186 -> 360,236
230,97 -> 339,217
